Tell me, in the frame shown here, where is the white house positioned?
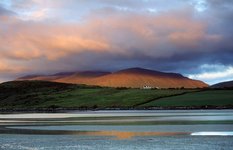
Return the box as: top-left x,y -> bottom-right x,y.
142,85 -> 152,89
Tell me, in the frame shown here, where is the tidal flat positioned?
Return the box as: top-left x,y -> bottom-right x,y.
0,110 -> 233,150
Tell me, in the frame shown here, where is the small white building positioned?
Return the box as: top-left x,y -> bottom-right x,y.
142,85 -> 152,89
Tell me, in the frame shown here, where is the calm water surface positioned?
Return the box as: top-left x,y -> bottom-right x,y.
0,110 -> 233,150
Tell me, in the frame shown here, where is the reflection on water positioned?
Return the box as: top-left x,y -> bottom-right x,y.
0,110 -> 233,149
87,131 -> 189,140
1,126 -> 189,139
3,124 -> 233,140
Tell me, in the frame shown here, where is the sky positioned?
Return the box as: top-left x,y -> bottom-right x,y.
0,0 -> 233,85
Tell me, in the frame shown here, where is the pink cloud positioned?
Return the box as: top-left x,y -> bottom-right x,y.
0,7 -> 223,76
0,60 -> 28,73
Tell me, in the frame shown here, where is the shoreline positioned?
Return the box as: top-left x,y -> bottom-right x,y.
0,106 -> 233,113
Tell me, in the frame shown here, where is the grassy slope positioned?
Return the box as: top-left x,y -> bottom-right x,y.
38,88 -> 193,108
0,81 -> 232,110
0,81 -> 193,109
141,90 -> 233,107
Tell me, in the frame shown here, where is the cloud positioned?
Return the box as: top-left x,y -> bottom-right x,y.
0,5 -> 15,16
0,60 -> 27,73
0,19 -> 111,60
188,64 -> 233,84
0,0 -> 232,83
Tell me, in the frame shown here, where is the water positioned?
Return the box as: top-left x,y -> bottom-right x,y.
0,110 -> 233,150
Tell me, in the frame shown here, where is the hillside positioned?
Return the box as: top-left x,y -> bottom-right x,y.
0,81 -> 232,111
17,68 -> 208,89
142,90 -> 233,108
211,80 -> 233,88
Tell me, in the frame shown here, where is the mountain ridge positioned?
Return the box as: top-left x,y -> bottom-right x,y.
211,80 -> 233,88
17,67 -> 208,88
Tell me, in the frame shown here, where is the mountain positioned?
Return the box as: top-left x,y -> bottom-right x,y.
55,71 -> 111,85
17,67 -> 208,88
211,80 -> 233,88
18,71 -> 109,82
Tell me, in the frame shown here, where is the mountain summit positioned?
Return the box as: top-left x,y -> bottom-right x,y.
17,68 -> 208,88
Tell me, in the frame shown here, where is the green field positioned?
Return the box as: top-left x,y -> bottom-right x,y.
141,90 -> 233,107
0,81 -> 232,110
